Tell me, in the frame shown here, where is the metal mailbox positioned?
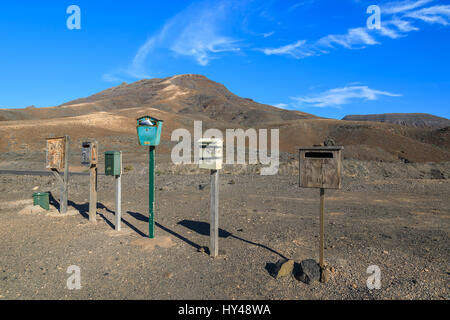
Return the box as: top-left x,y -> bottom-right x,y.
46,136 -> 67,171
198,138 -> 223,170
81,141 -> 98,166
105,151 -> 122,176
136,116 -> 163,146
298,146 -> 343,189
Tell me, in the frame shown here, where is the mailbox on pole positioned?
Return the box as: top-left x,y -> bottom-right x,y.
298,146 -> 343,279
198,138 -> 223,258
137,116 -> 163,239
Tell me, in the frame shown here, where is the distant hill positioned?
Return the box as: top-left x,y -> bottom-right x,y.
1,75 -> 449,163
342,113 -> 450,129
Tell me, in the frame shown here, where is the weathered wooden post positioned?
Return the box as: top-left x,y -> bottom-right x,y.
82,141 -> 98,222
136,116 -> 163,239
46,136 -> 69,214
298,146 -> 343,275
62,136 -> 69,214
319,187 -> 325,268
198,138 -> 223,258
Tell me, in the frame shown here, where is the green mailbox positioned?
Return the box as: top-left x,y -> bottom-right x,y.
105,151 -> 122,176
33,192 -> 50,210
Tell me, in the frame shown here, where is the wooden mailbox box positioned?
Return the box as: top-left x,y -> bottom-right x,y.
46,137 -> 67,171
298,146 -> 343,189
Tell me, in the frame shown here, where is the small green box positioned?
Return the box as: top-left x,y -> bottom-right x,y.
105,151 -> 122,176
33,192 -> 49,210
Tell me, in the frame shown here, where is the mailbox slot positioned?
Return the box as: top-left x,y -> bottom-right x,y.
298,146 -> 343,189
305,152 -> 333,159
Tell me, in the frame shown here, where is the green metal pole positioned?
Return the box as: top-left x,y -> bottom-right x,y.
149,146 -> 155,238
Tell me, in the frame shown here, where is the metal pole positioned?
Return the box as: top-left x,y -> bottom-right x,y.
149,146 -> 155,238
319,187 -> 325,268
210,169 -> 219,257
89,164 -> 97,222
115,175 -> 122,231
61,136 -> 69,214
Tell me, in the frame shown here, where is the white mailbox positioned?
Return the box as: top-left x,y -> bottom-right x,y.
198,138 -> 223,170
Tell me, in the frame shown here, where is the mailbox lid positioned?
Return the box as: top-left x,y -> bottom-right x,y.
297,146 -> 344,151
104,151 -> 122,176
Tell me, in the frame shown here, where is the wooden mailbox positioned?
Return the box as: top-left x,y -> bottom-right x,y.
46,137 -> 67,171
298,146 -> 343,189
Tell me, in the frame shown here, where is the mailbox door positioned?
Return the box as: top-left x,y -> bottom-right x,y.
300,150 -> 341,189
105,151 -> 121,176
81,147 -> 91,166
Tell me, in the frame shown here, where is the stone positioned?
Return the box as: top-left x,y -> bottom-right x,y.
228,179 -> 236,185
272,259 -> 295,279
295,259 -> 321,284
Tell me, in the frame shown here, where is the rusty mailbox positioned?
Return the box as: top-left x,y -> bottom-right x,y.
46,137 -> 67,171
298,146 -> 343,189
81,141 -> 98,167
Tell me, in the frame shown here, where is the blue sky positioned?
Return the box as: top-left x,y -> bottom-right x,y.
0,0 -> 449,119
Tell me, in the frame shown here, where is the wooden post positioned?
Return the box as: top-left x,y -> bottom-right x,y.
319,187 -> 325,268
61,136 -> 70,214
89,165 -> 97,222
115,175 -> 122,231
210,169 -> 219,258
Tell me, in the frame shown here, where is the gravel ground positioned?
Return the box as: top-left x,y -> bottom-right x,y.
0,160 -> 449,300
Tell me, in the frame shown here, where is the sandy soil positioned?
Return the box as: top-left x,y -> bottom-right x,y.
0,158 -> 449,300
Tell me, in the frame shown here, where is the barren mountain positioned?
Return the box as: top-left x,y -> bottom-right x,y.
343,113 -> 450,129
0,74 -> 449,163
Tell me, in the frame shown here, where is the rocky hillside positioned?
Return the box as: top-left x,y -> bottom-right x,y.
342,113 -> 450,129
0,75 -> 449,163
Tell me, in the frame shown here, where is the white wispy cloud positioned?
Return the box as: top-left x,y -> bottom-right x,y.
318,27 -> 379,49
104,0 -> 241,81
405,5 -> 450,25
290,86 -> 401,108
260,40 -> 316,58
381,0 -> 433,14
259,0 -> 450,60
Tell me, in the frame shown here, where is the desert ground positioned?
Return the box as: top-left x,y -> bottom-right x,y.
0,151 -> 448,300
